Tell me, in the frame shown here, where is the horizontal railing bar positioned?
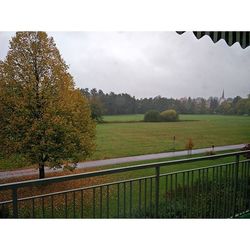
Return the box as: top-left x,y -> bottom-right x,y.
0,200 -> 12,205
0,150 -> 249,191
1,159 -> 249,205
160,160 -> 249,177
0,175 -> 156,204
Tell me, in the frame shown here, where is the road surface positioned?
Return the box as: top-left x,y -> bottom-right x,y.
0,144 -> 245,180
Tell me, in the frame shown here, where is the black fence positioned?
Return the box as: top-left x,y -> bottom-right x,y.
0,150 -> 250,218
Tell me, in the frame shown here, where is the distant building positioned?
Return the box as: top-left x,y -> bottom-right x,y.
219,90 -> 226,104
180,97 -> 188,102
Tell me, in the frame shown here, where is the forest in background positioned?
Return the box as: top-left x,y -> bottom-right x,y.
80,88 -> 250,119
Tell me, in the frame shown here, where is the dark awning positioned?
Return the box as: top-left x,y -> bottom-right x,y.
177,32 -> 250,49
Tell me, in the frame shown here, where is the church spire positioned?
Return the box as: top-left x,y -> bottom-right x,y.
219,89 -> 225,105
222,89 -> 224,99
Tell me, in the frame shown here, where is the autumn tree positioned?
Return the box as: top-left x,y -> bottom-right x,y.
0,32 -> 95,178
160,109 -> 179,122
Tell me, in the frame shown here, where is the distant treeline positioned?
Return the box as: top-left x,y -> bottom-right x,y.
80,88 -> 250,116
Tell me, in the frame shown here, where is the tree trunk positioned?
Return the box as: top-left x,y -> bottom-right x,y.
39,163 -> 45,179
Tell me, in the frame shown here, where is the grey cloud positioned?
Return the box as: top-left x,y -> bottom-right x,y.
1,31 -> 250,98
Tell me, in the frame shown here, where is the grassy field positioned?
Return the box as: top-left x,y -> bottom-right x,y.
1,114 -> 249,218
91,114 -> 250,160
0,114 -> 249,170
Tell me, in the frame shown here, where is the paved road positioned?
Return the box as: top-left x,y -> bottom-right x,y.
0,144 -> 245,180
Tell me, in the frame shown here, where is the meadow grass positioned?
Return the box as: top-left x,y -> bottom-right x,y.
1,113 -> 249,218
91,114 -> 250,160
0,114 -> 249,170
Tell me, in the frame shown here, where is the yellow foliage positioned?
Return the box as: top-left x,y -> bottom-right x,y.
0,32 -> 96,173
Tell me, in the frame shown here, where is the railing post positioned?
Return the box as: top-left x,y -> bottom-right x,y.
155,166 -> 160,218
233,154 -> 240,217
12,188 -> 18,218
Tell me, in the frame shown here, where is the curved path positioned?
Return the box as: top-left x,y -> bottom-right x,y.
0,144 -> 245,180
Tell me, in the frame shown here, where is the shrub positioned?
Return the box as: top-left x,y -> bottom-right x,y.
144,110 -> 161,122
160,109 -> 179,122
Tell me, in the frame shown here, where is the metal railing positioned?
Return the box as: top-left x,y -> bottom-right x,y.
0,150 -> 250,218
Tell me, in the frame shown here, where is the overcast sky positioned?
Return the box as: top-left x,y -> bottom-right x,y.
1,31 -> 250,99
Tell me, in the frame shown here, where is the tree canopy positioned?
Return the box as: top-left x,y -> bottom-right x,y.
0,32 -> 95,178
81,88 -> 250,116
144,110 -> 161,122
160,109 -> 179,122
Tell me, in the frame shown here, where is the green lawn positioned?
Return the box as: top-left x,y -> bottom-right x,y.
91,114 -> 250,160
90,149 -> 243,181
0,114 -> 250,170
1,114 -> 249,218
